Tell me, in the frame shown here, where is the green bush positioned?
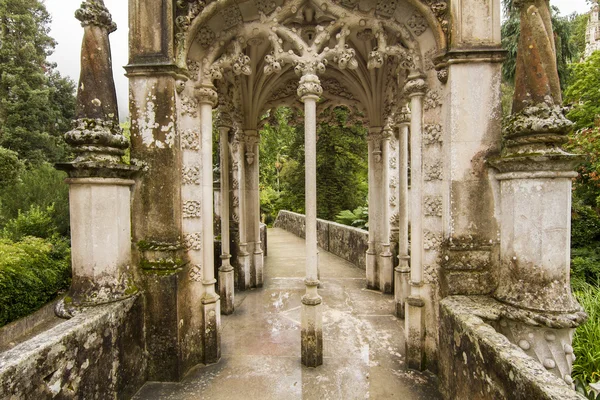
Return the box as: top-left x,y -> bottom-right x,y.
571,203 -> 600,248
0,147 -> 24,186
1,204 -> 57,241
572,281 -> 600,386
0,163 -> 69,236
572,247 -> 600,287
335,206 -> 369,230
0,236 -> 71,327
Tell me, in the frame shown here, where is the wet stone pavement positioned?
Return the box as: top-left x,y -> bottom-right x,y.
133,228 -> 442,400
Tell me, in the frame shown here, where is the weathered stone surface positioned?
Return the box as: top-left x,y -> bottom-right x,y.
0,297 -> 145,399
274,211 -> 368,270
439,296 -> 585,400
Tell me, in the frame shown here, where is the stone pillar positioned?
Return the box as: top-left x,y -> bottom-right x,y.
487,0 -> 587,383
218,126 -> 235,315
242,130 -> 264,288
366,128 -> 393,293
232,132 -> 251,290
298,73 -> 323,368
197,82 -> 221,364
395,106 -> 411,318
404,77 -> 427,370
55,0 -> 138,318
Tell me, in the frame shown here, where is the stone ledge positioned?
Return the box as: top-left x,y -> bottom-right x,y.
0,296 -> 146,399
439,296 -> 584,400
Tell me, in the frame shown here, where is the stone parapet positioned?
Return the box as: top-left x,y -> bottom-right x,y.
274,210 -> 368,270
0,297 -> 145,399
439,296 -> 585,400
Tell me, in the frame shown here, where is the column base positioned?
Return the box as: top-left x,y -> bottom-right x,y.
405,295 -> 425,370
236,244 -> 251,291
301,296 -> 323,368
219,259 -> 235,315
394,265 -> 411,318
379,247 -> 394,294
366,249 -> 378,290
202,296 -> 221,365
253,246 -> 264,288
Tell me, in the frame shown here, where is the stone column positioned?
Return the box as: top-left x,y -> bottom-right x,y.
197,82 -> 221,364
379,130 -> 394,294
489,0 -> 586,383
366,129 -> 379,290
242,130 -> 264,288
55,0 -> 138,318
218,125 -> 235,315
395,106 -> 411,318
404,77 -> 427,370
298,73 -> 323,368
234,132 -> 251,290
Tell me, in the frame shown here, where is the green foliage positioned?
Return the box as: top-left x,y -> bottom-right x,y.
570,12 -> 590,60
335,206 -> 369,230
572,203 -> 600,248
0,236 -> 71,327
566,127 -> 600,210
501,5 -> 576,90
1,204 -> 57,242
0,0 -> 75,165
572,281 -> 600,387
565,51 -> 600,130
572,247 -> 600,287
575,379 -> 600,400
0,163 -> 69,236
0,146 -> 24,186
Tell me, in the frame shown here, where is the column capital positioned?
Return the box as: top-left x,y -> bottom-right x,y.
397,106 -> 412,127
298,74 -> 323,100
403,77 -> 427,98
196,82 -> 218,107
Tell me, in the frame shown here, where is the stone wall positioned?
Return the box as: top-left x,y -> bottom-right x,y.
0,297 -> 146,399
439,296 -> 584,400
274,210 -> 368,269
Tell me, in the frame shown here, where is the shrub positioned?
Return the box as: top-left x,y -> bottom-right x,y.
572,247 -> 600,287
571,203 -> 600,248
1,204 -> 57,241
572,281 -> 600,387
0,163 -> 69,236
335,206 -> 369,230
0,236 -> 71,327
0,147 -> 24,186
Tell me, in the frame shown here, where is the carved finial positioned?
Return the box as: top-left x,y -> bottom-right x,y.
75,0 -> 117,33
64,0 -> 128,164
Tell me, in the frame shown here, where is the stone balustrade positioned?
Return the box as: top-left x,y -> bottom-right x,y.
273,210 -> 368,270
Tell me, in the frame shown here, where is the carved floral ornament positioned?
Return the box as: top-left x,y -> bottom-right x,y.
184,1 -> 431,98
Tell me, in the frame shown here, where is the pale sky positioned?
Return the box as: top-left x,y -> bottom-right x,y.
45,0 -> 592,121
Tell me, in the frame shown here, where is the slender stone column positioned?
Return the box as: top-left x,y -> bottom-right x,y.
395,106 -> 411,318
379,130 -> 394,294
197,82 -> 221,364
218,126 -> 235,315
404,77 -> 427,370
366,128 -> 380,290
55,0 -> 138,317
298,73 -> 323,368
236,133 -> 251,290
242,130 -> 264,288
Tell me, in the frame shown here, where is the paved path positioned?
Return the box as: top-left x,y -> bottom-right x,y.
134,228 -> 441,400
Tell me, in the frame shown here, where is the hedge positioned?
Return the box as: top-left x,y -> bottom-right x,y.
0,236 -> 71,327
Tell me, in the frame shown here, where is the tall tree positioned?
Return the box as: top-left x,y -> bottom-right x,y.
565,50 -> 600,129
0,0 -> 75,165
272,107 -> 368,221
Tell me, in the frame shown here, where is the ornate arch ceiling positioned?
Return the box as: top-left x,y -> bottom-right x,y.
178,0 -> 442,128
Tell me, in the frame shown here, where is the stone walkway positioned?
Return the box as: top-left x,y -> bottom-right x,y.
133,228 -> 441,400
